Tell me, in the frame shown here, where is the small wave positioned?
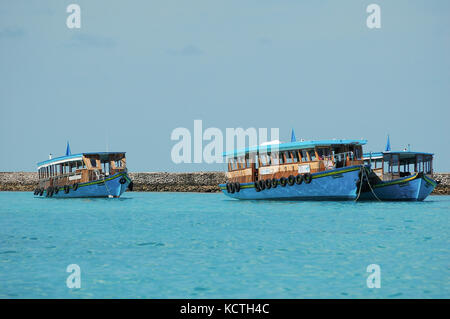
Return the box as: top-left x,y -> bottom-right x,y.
136,242 -> 164,247
0,250 -> 17,254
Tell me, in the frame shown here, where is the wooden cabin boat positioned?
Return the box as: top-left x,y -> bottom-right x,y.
360,151 -> 437,201
219,139 -> 367,200
34,152 -> 132,198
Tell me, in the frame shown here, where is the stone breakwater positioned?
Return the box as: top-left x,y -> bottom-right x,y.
0,172 -> 39,191
0,172 -> 449,194
128,172 -> 226,192
0,172 -> 227,192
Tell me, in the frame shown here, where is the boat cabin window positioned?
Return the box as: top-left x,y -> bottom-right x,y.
103,161 -> 110,173
383,154 -> 391,174
229,158 -> 235,170
235,157 -> 241,169
114,160 -> 122,168
391,154 -> 399,174
356,146 -> 362,159
238,156 -> 246,169
375,158 -> 383,168
307,149 -> 316,161
350,145 -> 362,159
374,159 -> 382,169
275,152 -> 282,165
292,150 -> 299,163
247,154 -> 257,168
399,160 -> 412,176
259,154 -> 268,167
424,156 -> 432,174
300,150 -> 308,162
271,152 -> 280,165
284,151 -> 293,164
416,155 -> 423,172
73,160 -> 83,170
316,148 -> 331,160
239,157 -> 244,169
234,158 -> 239,169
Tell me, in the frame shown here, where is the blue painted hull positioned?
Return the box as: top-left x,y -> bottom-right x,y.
359,173 -> 436,201
36,172 -> 131,198
220,165 -> 361,201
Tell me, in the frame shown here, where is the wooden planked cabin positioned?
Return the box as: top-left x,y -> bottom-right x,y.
37,152 -> 127,190
363,151 -> 434,181
224,139 -> 367,184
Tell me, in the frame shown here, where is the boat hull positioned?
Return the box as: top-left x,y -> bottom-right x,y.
359,173 -> 436,201
36,172 -> 131,198
219,165 -> 362,201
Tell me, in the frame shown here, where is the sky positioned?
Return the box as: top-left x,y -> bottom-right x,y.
0,0 -> 449,172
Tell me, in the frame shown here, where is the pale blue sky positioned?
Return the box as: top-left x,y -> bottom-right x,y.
1,0 -> 449,172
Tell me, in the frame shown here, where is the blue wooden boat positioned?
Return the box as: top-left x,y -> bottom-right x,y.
219,138 -> 367,201
34,145 -> 132,198
360,151 -> 437,201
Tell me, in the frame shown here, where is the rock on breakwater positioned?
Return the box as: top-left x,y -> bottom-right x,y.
432,173 -> 450,195
0,171 -> 449,194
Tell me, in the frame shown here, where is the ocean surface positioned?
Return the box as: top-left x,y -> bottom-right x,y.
0,192 -> 448,299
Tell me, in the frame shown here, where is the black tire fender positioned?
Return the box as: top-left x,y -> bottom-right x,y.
258,180 -> 266,191
304,173 -> 312,184
272,178 -> 278,188
288,175 -> 295,186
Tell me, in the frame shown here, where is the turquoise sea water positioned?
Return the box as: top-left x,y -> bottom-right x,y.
0,192 -> 449,299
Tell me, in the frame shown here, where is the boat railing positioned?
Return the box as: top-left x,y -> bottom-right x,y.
39,171 -> 81,182
332,151 -> 354,161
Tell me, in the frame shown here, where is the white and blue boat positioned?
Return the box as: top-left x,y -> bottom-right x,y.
34,144 -> 132,198
360,150 -> 437,201
219,138 -> 367,201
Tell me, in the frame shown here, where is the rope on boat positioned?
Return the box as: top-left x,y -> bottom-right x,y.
355,165 -> 382,202
364,167 -> 382,202
355,168 -> 363,201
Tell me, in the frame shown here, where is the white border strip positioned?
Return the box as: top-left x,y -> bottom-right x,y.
37,156 -> 83,170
